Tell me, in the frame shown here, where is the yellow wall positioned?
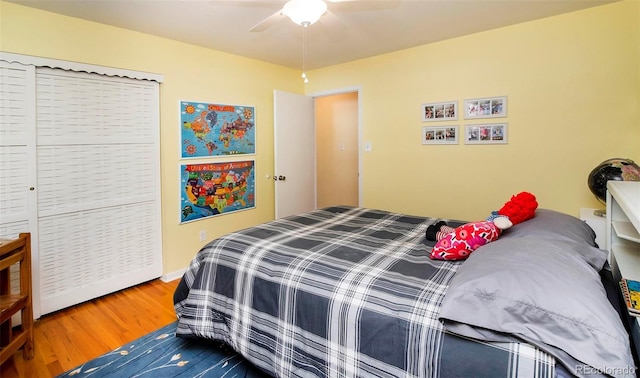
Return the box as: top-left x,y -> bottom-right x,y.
0,1 -> 303,274
1,1 -> 639,274
307,0 -> 640,221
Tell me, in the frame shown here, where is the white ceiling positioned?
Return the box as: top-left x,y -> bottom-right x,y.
6,0 -> 617,70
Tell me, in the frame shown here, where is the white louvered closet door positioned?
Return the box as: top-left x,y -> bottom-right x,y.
0,61 -> 37,318
1,58 -> 162,317
34,68 -> 162,315
0,61 -> 35,238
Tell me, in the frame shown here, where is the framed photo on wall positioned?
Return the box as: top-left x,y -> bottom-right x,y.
422,101 -> 458,122
464,96 -> 507,119
422,125 -> 459,145
464,123 -> 508,144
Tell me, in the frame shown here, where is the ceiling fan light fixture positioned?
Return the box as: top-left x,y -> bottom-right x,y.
282,0 -> 328,26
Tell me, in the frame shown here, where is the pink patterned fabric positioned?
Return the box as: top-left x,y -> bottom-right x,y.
430,221 -> 502,260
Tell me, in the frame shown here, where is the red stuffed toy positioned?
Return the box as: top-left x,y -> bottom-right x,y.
496,192 -> 538,226
427,192 -> 538,260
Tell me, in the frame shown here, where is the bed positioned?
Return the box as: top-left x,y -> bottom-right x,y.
173,206 -> 637,378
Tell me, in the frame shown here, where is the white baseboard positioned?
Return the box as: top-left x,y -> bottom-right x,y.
161,268 -> 186,283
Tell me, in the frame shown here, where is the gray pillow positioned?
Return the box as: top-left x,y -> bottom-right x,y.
501,209 -> 597,246
438,237 -> 635,378
500,209 -> 606,269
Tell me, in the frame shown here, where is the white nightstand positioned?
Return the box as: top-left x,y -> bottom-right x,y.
605,181 -> 640,363
580,208 -> 606,248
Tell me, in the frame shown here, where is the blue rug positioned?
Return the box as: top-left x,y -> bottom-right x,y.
57,321 -> 270,377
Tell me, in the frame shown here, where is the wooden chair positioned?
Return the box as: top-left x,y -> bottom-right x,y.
0,233 -> 34,364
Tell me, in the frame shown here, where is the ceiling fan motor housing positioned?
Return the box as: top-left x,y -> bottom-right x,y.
282,0 -> 328,26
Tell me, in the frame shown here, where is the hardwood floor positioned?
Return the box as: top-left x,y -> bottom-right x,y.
0,278 -> 180,378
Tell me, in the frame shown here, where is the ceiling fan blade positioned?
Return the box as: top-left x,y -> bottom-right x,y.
319,9 -> 347,40
249,8 -> 285,32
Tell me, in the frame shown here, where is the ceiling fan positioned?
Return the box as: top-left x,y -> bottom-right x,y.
247,0 -> 364,83
249,0 -> 353,32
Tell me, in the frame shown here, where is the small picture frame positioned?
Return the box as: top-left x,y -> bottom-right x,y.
464,123 -> 508,144
422,101 -> 458,122
422,125 -> 459,145
464,96 -> 507,119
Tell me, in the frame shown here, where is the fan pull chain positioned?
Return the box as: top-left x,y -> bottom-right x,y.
302,23 -> 309,84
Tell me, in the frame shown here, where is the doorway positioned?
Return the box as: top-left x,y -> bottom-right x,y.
273,88 -> 360,219
314,92 -> 359,208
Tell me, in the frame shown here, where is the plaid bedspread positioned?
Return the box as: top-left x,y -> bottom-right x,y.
174,206 -> 557,378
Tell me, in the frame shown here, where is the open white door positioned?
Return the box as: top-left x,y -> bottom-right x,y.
274,90 -> 315,219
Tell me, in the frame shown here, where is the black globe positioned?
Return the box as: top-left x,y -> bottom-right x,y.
588,158 -> 640,204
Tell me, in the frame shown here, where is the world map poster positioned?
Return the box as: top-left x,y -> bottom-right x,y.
180,161 -> 256,223
181,101 -> 255,158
